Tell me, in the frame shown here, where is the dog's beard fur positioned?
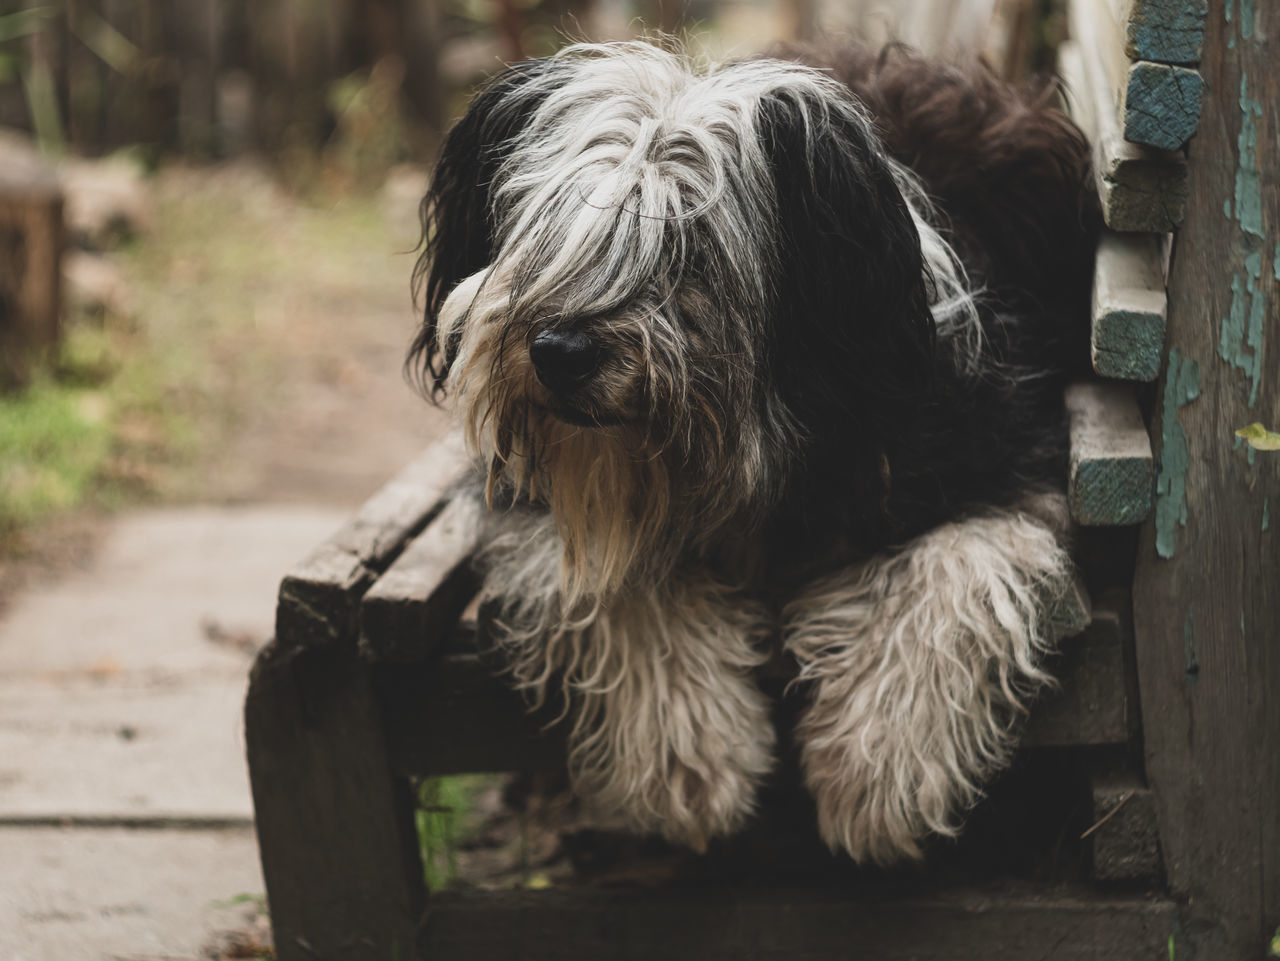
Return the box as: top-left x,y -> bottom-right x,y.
479,508 -> 776,849
435,43 -> 981,609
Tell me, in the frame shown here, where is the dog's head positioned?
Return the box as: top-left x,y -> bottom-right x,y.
411,43 -> 975,602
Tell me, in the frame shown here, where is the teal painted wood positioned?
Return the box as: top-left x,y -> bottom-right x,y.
1123,62 -> 1205,149
1122,0 -> 1208,64
1066,383 -> 1154,527
1092,231 -> 1168,381
1059,40 -> 1190,233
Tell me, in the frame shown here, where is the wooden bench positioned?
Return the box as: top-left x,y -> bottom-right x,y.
247,402 -> 1174,961
246,3 -> 1278,957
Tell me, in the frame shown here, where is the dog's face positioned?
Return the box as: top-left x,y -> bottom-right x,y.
412,44 -> 969,601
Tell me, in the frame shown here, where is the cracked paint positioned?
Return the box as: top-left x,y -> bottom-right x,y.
1234,74 -> 1264,239
1218,252 -> 1268,408
1156,349 -> 1201,559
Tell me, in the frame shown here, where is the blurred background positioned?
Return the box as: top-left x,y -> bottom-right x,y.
0,1 -> 1065,958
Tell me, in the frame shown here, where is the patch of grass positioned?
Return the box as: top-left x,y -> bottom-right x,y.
0,367 -> 112,530
0,311 -> 204,551
416,775 -> 492,891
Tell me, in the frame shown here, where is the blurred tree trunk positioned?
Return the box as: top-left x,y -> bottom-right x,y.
342,0 -> 444,135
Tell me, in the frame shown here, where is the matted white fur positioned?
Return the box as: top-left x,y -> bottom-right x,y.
479,508 -> 776,850
784,493 -> 1073,864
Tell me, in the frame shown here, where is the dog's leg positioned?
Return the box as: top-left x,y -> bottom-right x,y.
784,493 -> 1072,864
480,512 -> 775,850
565,577 -> 776,850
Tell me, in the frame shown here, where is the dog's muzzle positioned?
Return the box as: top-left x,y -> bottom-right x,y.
530,329 -> 602,396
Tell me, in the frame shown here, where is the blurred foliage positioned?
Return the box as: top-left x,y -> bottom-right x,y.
0,162 -> 417,553
0,304 -> 199,551
324,56 -> 410,190
417,775 -> 493,891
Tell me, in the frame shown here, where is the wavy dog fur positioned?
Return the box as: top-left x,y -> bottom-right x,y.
412,41 -> 1096,862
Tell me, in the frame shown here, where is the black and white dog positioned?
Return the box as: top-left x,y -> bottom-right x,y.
410,41 -> 1096,864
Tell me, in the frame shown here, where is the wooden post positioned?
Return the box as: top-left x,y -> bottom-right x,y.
1131,1 -> 1278,958
0,138 -> 62,388
245,640 -> 426,961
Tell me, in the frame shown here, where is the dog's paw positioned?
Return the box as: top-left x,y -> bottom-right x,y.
799,700 -> 967,864
574,671 -> 777,852
786,496 -> 1073,864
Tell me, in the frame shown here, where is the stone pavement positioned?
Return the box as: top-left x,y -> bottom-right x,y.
0,505 -> 348,960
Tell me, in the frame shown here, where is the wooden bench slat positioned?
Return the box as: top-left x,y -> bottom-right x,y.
360,494 -> 482,661
275,433 -> 470,648
1087,769 -> 1163,882
1091,230 -> 1168,381
1077,0 -> 1205,151
1067,382 -> 1154,527
1106,0 -> 1207,65
1025,592 -> 1134,748
419,884 -> 1178,960
1058,39 -> 1188,233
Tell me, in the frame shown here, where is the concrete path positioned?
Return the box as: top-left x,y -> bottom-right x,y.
0,506 -> 347,960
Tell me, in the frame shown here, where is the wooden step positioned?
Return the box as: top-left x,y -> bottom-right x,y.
418,883 -> 1178,960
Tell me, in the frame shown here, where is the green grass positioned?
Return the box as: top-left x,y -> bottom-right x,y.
416,775 -> 493,891
0,366 -> 112,528
0,306 -> 205,549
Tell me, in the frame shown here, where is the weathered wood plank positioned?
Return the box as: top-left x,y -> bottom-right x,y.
1092,230 -> 1168,381
1067,382 -> 1153,526
274,433 -> 470,649
1120,61 -> 1204,150
1086,769 -> 1162,882
379,636 -> 569,777
1132,3 -> 1280,957
1077,0 -> 1205,150
245,640 -> 425,961
1059,40 -> 1189,232
1107,0 -> 1207,64
360,494 -> 482,662
1044,571 -> 1092,643
419,885 -> 1179,960
1025,591 -> 1135,748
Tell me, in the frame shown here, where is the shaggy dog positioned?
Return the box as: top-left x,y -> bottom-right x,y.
409,41 -> 1096,864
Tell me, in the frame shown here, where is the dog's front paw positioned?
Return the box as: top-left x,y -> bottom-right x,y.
799,699 -> 965,864
573,666 -> 776,852
563,578 -> 777,851
786,497 -> 1073,864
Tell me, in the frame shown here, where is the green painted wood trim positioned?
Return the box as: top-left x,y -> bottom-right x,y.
1067,382 -> 1154,527
1123,62 -> 1205,150
1092,231 -> 1168,381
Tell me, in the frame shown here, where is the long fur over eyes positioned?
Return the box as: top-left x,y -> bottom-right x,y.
410,41 -> 1097,862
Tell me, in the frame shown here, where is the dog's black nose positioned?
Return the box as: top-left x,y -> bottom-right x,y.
530,329 -> 601,394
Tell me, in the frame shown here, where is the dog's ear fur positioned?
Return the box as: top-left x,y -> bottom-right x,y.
409,58 -> 562,396
757,88 -> 936,446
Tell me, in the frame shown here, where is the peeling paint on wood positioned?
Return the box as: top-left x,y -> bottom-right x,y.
1155,348 -> 1200,558
1233,74 -> 1263,239
1218,252 -> 1268,408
